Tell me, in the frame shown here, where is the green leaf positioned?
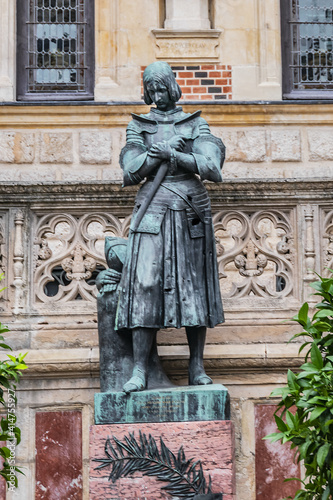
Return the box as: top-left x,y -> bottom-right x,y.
6,354 -> 18,362
310,343 -> 323,369
286,411 -> 295,429
317,443 -> 330,468
263,432 -> 284,442
309,406 -> 326,421
322,486 -> 330,500
287,370 -> 299,391
294,302 -> 309,326
314,309 -> 333,319
274,414 -> 288,432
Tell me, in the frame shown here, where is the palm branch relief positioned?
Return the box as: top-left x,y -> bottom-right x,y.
93,431 -> 215,499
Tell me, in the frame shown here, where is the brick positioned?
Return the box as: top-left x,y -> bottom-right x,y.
178,71 -> 193,78
208,87 -> 222,93
176,79 -> 185,85
308,129 -> 333,160
171,66 -> 184,70
182,94 -> 200,100
214,95 -> 227,100
227,65 -> 232,70
228,94 -> 232,99
216,79 -> 229,85
40,132 -> 73,164
180,86 -> 192,93
216,64 -> 226,69
222,86 -> 232,93
195,71 -> 207,77
271,130 -> 301,162
222,71 -> 232,78
201,64 -> 215,70
201,79 -> 215,85
193,86 -> 207,93
186,79 -> 200,85
80,131 -> 112,164
201,95 -> 214,100
186,65 -> 200,70
209,71 -> 223,77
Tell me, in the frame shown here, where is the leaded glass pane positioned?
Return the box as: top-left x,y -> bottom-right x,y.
27,0 -> 86,93
290,0 -> 333,91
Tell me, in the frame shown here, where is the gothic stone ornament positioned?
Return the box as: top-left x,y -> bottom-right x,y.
34,212 -> 130,306
104,61 -> 225,394
213,209 -> 295,299
234,240 -> 268,277
61,243 -> 96,281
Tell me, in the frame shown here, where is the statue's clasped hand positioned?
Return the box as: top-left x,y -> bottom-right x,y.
149,136 -> 185,160
96,269 -> 122,291
149,141 -> 172,161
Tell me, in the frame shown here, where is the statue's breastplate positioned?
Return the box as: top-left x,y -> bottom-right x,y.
143,122 -> 174,147
143,122 -> 194,158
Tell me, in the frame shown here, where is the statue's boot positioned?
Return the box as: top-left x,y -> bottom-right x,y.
123,367 -> 147,394
186,326 -> 213,386
122,327 -> 155,394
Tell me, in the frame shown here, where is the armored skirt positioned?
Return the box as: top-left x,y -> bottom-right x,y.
115,107 -> 225,331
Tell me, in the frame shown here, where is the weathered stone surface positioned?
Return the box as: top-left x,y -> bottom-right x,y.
61,167 -> 100,181
90,420 -> 235,499
40,132 -> 73,163
19,167 -> 56,181
0,132 -> 35,163
35,410 -> 83,499
0,132 -> 15,162
31,327 -> 98,349
271,130 -> 301,162
79,131 -> 112,164
102,167 -> 123,181
95,384 -> 230,424
255,404 -> 300,499
222,130 -> 267,162
308,129 -> 333,161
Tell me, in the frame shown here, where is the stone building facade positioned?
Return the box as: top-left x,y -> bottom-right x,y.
0,0 -> 333,499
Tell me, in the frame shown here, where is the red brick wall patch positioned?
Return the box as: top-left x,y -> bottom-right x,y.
141,64 -> 232,101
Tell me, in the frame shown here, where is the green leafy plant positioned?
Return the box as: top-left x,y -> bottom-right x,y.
264,272 -> 333,499
0,276 -> 27,488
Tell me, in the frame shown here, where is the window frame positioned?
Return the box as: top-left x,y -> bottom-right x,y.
280,0 -> 333,100
17,0 -> 94,101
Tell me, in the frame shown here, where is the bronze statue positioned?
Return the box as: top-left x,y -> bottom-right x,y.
106,61 -> 225,393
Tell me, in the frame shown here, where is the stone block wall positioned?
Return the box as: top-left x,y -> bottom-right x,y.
1,104 -> 333,183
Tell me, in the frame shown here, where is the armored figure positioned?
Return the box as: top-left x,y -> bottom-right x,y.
103,62 -> 225,393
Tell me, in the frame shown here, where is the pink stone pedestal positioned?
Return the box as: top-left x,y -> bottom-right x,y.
90,420 -> 235,500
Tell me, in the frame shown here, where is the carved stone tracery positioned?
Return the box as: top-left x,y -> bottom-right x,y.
34,212 -> 130,305
213,209 -> 295,299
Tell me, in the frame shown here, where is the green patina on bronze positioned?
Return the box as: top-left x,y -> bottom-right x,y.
94,384 -> 229,425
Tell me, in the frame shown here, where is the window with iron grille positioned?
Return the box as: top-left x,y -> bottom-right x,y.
281,0 -> 333,99
17,0 -> 94,100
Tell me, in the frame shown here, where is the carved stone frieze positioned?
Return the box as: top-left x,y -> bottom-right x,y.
34,212 -> 131,305
213,208 -> 295,299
